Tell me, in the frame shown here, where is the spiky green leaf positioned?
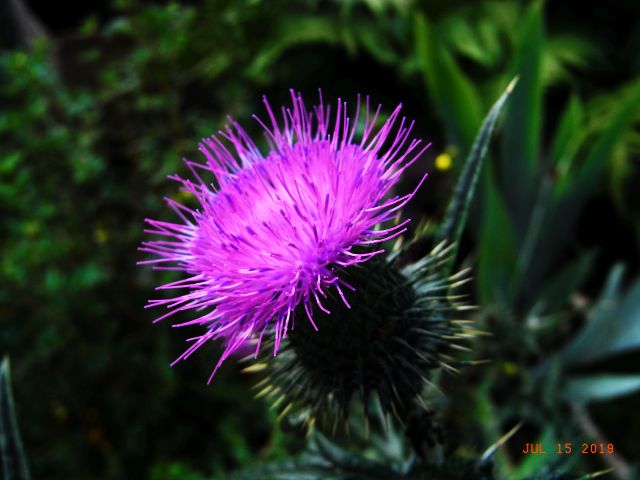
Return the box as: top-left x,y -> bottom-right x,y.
438,78 -> 517,258
565,375 -> 640,403
0,357 -> 31,480
561,265 -> 640,366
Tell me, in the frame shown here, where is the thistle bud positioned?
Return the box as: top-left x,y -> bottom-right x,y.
254,240 -> 471,427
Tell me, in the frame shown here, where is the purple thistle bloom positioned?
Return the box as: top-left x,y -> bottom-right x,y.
140,90 -> 430,381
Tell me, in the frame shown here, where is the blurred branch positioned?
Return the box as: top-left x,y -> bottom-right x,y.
570,402 -> 631,480
0,357 -> 31,480
0,0 -> 48,49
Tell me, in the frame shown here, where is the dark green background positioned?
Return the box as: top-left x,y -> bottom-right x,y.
2,1 -> 640,479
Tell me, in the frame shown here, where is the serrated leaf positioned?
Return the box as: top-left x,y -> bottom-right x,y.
560,264 -> 640,367
564,374 -> 640,403
0,357 -> 31,480
438,79 -> 517,263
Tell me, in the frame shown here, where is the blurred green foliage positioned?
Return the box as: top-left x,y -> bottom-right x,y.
1,0 -> 640,479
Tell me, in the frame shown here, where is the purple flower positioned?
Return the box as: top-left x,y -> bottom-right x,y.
140,91 -> 430,381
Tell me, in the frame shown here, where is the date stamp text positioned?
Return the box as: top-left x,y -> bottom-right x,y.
522,443 -> 615,455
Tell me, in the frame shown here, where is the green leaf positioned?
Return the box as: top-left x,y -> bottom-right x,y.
499,1 -> 544,237
512,178 -> 552,298
226,432 -> 397,479
440,15 -> 501,68
560,265 -> 640,367
414,12 -> 482,155
556,79 -> 640,198
610,130 -> 636,208
477,167 -> 518,305
542,35 -> 600,86
246,16 -> 341,79
564,374 -> 640,403
0,357 -> 31,480
525,79 -> 640,304
550,95 -> 584,179
438,78 -> 517,263
150,461 -> 205,480
0,152 -> 21,176
354,20 -> 398,65
595,277 -> 640,356
535,250 -> 595,313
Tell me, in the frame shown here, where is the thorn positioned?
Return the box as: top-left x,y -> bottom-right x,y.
481,421 -> 523,463
587,468 -> 614,478
277,403 -> 294,421
465,359 -> 492,366
460,329 -> 492,337
241,363 -> 267,373
255,385 -> 273,398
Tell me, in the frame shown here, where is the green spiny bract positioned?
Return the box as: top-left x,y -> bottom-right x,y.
250,239 -> 473,429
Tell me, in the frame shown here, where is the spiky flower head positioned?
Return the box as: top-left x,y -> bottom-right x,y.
140,90 -> 433,381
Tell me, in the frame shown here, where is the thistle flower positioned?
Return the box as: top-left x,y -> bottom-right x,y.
140,90 -> 434,381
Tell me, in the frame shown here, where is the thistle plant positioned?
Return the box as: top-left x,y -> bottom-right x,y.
138,87 -> 491,431
133,82 -> 577,480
